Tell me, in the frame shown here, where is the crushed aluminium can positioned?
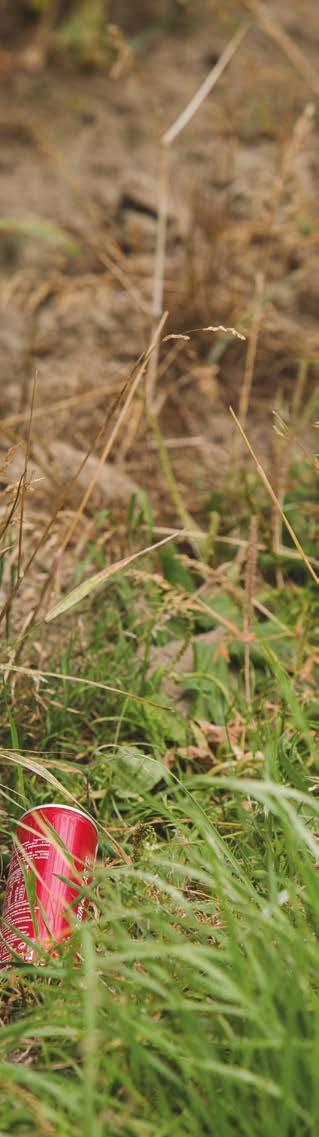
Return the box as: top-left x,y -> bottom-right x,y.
0,804 -> 98,966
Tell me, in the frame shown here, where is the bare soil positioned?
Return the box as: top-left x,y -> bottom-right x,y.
0,0 -> 318,526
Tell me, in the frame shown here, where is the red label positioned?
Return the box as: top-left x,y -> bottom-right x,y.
0,806 -> 98,965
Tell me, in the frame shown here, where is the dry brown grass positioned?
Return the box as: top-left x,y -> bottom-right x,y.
0,0 -> 318,663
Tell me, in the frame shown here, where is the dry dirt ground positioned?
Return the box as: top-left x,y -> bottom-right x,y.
0,0 -> 318,537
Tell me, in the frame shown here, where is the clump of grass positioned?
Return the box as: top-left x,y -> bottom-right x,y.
0,8 -> 318,1128
1,763 -> 319,1135
0,444 -> 318,1135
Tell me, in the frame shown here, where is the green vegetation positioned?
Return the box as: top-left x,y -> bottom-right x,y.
0,456 -> 318,1136
1,1 -> 187,67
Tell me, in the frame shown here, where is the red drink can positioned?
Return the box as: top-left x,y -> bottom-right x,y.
0,804 -> 98,966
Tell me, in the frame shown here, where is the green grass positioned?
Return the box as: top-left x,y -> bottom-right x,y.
0,461 -> 318,1136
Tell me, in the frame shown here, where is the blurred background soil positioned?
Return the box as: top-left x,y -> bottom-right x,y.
0,0 -> 318,522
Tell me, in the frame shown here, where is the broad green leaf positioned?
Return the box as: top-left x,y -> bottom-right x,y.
115,746 -> 169,793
